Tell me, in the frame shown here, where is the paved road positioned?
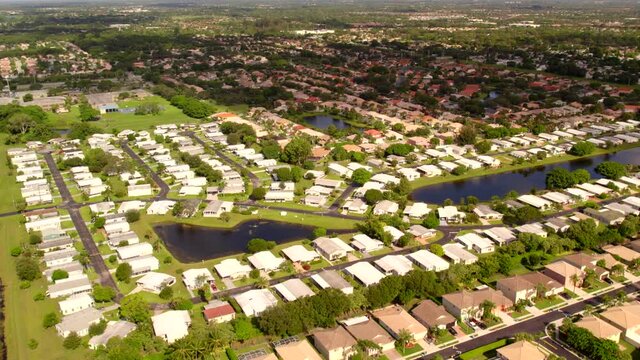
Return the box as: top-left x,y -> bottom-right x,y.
187,132 -> 262,190
120,140 -> 170,200
425,281 -> 640,360
42,152 -> 122,299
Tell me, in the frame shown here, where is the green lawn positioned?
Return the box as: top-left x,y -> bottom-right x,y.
395,343 -> 423,357
585,280 -> 611,293
435,331 -> 456,345
0,135 -> 25,213
534,296 -> 565,310
458,320 -> 475,335
0,216 -> 90,360
510,309 -> 531,319
459,339 -> 508,360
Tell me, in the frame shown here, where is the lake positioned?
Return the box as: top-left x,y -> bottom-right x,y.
303,114 -> 351,129
411,147 -> 640,204
154,220 -> 349,262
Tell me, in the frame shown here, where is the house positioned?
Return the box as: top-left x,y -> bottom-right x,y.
264,190 -> 295,202
116,243 -> 153,260
564,253 -> 609,280
247,251 -> 285,272
44,261 -> 84,282
88,321 -> 137,350
497,273 -> 555,304
341,198 -> 368,214
565,187 -> 592,201
517,195 -> 552,210
383,226 -> 404,243
374,255 -> 413,276
59,293 -> 95,315
127,184 -> 152,197
107,231 -> 139,247
214,259 -> 251,280
328,163 -> 352,178
311,270 -> 354,295
344,317 -> 395,352
146,200 -> 175,215
473,205 -> 503,220
274,339 -> 323,360
117,200 -> 146,214
543,261 -> 584,289
496,340 -> 547,360
397,167 -> 420,181
576,316 -> 622,342
152,310 -> 191,344
313,237 -> 353,261
577,183 -> 612,196
44,249 -> 78,267
371,305 -> 428,341
515,223 -> 548,238
370,173 -> 400,185
202,200 -> 234,218
541,191 -> 574,205
372,200 -> 399,215
56,308 -> 102,338
545,217 -> 571,233
344,262 -> 385,286
273,278 -> 315,302
599,303 -> 640,347
351,234 -> 383,253
281,245 -> 320,263
456,233 -> 495,254
181,268 -> 215,290
602,245 -> 640,265
407,249 -> 450,272
605,202 -> 639,216
312,326 -> 357,360
483,227 -> 516,245
443,243 -> 478,265
442,288 -> 513,321
136,272 -> 176,294
203,300 -> 236,323
304,195 -> 328,207
125,255 -> 159,275
437,206 -> 466,223
233,289 -> 278,316
403,202 -> 431,218
411,300 -> 456,330
407,224 -> 437,240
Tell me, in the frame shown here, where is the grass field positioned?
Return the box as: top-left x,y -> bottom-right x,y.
0,135 -> 25,213
0,215 -> 89,360
459,339 -> 508,360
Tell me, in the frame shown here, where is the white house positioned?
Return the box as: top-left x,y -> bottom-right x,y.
374,255 -> 413,276
407,250 -> 450,272
351,234 -> 383,253
313,237 -> 353,261
403,202 -> 431,218
182,268 -> 215,290
152,311 -> 191,344
344,262 -> 386,286
233,289 -> 278,317
281,245 -> 320,263
56,308 -> 102,338
136,272 -> 176,294
116,243 -> 153,260
518,194 -> 552,210
59,293 -> 95,315
437,206 -> 465,223
456,233 -> 495,254
247,251 -> 285,272
127,184 -> 152,197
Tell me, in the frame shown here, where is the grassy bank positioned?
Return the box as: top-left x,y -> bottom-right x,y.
410,142 -> 640,190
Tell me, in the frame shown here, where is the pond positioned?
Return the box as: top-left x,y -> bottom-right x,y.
154,220 -> 350,262
411,147 -> 640,204
303,114 -> 351,130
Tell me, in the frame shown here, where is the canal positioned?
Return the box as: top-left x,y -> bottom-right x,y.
411,147 -> 640,204
154,220 -> 350,262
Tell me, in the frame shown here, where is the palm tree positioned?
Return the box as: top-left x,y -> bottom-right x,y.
570,273 -> 581,293
351,339 -> 382,359
480,300 -> 496,321
395,328 -> 413,355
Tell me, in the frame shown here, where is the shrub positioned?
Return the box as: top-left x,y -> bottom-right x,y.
43,312 -> 60,328
125,210 -> 140,223
51,269 -> 69,281
115,263 -> 133,283
62,332 -> 82,349
88,321 -> 108,336
159,286 -> 173,300
10,247 -> 22,257
33,292 -> 45,301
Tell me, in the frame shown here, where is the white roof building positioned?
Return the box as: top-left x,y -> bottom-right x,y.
456,233 -> 495,254
247,251 -> 285,272
312,237 -> 353,261
403,202 -> 431,218
89,321 -> 136,350
383,226 -> 405,242
56,308 -> 102,338
146,200 -> 176,215
565,187 -> 593,201
152,310 -> 191,344
273,279 -> 315,302
136,272 -> 176,294
214,259 -> 251,280
59,293 -> 95,315
233,289 -> 278,317
281,245 -> 319,263
182,268 -> 215,290
351,234 -> 384,253
115,242 -> 153,260
407,250 -> 450,272
517,194 -> 552,209
344,262 -> 386,286
371,173 -> 400,185
442,243 -> 478,265
374,255 -> 413,276
541,191 -> 574,204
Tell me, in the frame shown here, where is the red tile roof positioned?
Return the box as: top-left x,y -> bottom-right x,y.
203,303 -> 235,321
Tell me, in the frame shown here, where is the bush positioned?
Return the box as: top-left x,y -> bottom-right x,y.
569,141 -> 595,156
33,292 -> 45,301
250,187 -> 266,201
159,286 -> 173,300
171,297 -> 193,310
312,227 -> 327,239
43,312 -> 60,328
226,348 -> 239,360
20,281 -> 31,289
10,247 -> 22,257
125,210 -> 140,223
29,233 -> 42,244
115,263 -> 133,283
93,285 -> 117,302
88,320 -> 107,336
15,257 -> 40,281
27,339 -> 38,350
247,238 -> 276,253
108,254 -> 117,264
51,269 -> 69,281
62,332 -> 82,349
595,161 -> 627,180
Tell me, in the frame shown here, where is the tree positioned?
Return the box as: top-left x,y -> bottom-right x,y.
351,168 -> 372,186
43,312 -> 60,328
116,263 -> 133,283
62,332 -> 82,349
68,122 -> 101,140
22,93 -> 33,102
51,269 -> 69,281
250,187 -> 266,200
364,189 -> 384,205
474,140 -> 492,154
503,206 -> 543,225
125,210 -> 140,223
457,125 -> 477,145
569,141 -> 595,156
28,232 -> 42,244
247,238 -> 276,253
159,286 -> 174,300
233,316 -> 261,342
451,165 -> 468,176
395,329 -> 413,355
282,137 -> 312,165
595,161 -> 627,180
79,102 -> 100,122
546,168 -> 576,189
480,300 -> 496,320
120,294 -> 150,324
430,243 -> 444,257
394,177 -> 412,196
93,285 -> 117,302
15,257 -> 40,281
312,227 -> 327,239
422,211 -> 440,229
89,320 -> 108,337
385,143 -> 414,157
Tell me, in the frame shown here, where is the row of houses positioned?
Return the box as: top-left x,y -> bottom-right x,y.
9,148 -> 54,205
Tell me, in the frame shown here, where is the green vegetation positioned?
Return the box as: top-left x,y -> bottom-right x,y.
459,339 -> 508,360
